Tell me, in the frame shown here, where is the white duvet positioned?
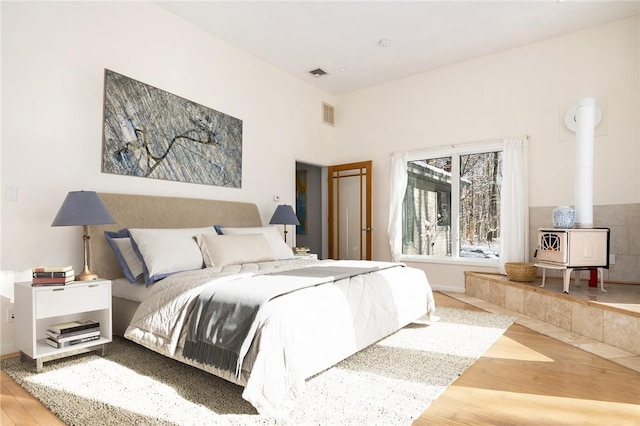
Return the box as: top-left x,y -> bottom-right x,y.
124,259 -> 434,416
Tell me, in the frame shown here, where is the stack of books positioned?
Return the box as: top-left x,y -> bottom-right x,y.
45,319 -> 100,349
293,247 -> 311,256
32,266 -> 75,286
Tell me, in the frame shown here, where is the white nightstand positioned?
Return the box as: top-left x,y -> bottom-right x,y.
14,279 -> 112,372
295,253 -> 318,260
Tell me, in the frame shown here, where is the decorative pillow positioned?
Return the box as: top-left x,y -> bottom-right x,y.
127,227 -> 215,285
195,233 -> 276,268
104,230 -> 144,282
218,226 -> 295,260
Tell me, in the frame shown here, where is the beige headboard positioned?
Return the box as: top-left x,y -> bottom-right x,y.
89,193 -> 262,280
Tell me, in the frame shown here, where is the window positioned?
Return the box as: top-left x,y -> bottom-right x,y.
402,143 -> 503,261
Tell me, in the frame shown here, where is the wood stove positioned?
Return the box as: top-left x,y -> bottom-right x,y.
535,228 -> 610,293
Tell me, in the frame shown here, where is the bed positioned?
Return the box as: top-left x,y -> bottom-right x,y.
89,193 -> 435,416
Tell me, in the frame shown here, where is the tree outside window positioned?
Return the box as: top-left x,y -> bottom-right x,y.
402,149 -> 502,260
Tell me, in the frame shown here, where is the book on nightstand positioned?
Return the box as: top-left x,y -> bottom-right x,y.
32,265 -> 73,273
45,334 -> 100,348
48,319 -> 99,335
32,266 -> 75,286
33,270 -> 74,278
45,327 -> 100,341
32,276 -> 75,286
45,319 -> 101,348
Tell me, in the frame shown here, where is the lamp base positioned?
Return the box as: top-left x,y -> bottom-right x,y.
76,267 -> 98,281
77,231 -> 98,281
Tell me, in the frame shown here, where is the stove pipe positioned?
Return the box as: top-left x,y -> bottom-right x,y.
575,98 -> 596,228
566,97 -> 600,229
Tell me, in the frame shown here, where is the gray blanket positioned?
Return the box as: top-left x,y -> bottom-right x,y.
182,265 -> 380,376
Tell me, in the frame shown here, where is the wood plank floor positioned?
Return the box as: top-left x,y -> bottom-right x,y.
2,292 -> 639,425
417,293 -> 640,425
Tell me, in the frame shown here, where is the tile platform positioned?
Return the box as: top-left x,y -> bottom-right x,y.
456,272 -> 640,373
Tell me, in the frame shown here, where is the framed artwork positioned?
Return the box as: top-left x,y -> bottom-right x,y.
296,170 -> 308,234
101,69 -> 242,187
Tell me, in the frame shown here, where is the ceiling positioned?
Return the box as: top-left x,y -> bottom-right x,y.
156,1 -> 640,95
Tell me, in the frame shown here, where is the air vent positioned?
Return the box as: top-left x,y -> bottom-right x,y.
322,102 -> 335,126
309,68 -> 328,78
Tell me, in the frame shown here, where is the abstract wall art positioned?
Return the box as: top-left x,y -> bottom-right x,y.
102,69 -> 242,187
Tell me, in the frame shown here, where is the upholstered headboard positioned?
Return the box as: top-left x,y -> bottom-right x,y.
89,193 -> 262,280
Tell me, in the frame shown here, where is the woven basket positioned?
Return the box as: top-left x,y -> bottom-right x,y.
504,262 -> 537,282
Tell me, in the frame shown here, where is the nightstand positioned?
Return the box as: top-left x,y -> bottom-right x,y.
14,279 -> 112,372
295,253 -> 318,260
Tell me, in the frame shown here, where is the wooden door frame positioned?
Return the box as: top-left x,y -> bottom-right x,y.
327,160 -> 373,260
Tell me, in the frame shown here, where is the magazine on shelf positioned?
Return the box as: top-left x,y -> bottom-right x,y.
45,334 -> 100,349
48,319 -> 99,335
45,328 -> 100,342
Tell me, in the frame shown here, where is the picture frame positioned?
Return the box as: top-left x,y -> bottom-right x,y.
101,69 -> 243,187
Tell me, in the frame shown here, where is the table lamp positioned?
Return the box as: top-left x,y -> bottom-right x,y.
51,191 -> 116,281
269,204 -> 300,243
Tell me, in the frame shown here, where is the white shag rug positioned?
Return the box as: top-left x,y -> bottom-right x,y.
2,307 -> 514,426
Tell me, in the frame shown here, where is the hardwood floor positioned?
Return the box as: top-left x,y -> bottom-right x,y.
2,292 -> 639,425
1,366 -> 64,425
416,293 -> 640,425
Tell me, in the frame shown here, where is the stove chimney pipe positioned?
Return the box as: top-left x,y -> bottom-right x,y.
565,97 -> 601,229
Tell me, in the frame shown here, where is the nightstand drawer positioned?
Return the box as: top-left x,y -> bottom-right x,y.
36,283 -> 110,318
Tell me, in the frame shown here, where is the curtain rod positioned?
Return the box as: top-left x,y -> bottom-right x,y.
392,134 -> 529,156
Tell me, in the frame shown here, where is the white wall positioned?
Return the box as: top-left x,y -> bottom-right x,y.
0,2 -> 335,354
1,4 -> 638,354
334,16 -> 640,290
1,1 -> 336,269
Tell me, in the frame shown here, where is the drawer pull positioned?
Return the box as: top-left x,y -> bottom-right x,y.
53,288 -> 65,292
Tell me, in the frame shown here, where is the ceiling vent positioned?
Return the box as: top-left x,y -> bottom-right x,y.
309,68 -> 328,78
322,102 -> 335,127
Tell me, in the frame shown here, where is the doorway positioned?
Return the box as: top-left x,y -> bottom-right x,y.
295,162 -> 325,258
294,160 -> 373,261
328,161 -> 373,260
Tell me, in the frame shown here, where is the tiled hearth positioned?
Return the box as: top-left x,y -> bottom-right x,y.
460,271 -> 640,372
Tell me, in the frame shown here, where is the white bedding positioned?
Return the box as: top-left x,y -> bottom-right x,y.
124,259 -> 434,416
111,277 -> 149,303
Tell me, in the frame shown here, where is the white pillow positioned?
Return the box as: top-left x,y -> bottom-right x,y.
218,226 -> 294,260
195,233 -> 276,268
112,238 -> 144,282
128,227 -> 215,285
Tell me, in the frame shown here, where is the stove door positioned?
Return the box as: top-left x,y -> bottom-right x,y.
537,230 -> 567,264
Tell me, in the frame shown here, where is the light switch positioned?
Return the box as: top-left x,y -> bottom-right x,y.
5,186 -> 17,202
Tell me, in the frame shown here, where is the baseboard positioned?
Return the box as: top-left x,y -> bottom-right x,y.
430,284 -> 464,293
1,342 -> 18,357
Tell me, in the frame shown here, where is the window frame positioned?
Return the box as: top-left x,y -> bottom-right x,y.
399,140 -> 503,267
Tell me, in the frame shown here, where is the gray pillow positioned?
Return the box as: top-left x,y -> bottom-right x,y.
195,233 -> 276,268
218,226 -> 294,260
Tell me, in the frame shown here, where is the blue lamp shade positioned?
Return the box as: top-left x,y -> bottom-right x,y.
269,204 -> 300,243
51,191 -> 115,281
269,204 -> 300,226
52,191 -> 115,227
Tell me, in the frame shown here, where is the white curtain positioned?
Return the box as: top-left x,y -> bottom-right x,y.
499,136 -> 529,274
388,151 -> 409,262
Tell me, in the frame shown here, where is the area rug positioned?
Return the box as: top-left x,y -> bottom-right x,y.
1,307 -> 513,426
